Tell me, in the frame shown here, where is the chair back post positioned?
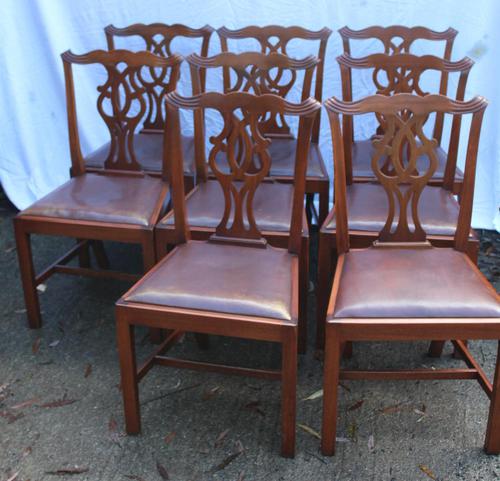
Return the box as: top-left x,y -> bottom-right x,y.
217,25 -> 331,142
338,60 -> 354,184
61,53 -> 85,177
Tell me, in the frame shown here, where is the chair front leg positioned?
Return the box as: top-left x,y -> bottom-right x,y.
321,324 -> 341,456
14,220 -> 42,329
485,341 -> 500,454
316,233 -> 332,350
281,327 -> 297,458
116,317 -> 141,434
298,236 -> 309,354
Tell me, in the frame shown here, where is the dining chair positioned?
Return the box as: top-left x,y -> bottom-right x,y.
155,51 -> 319,352
316,53 -> 479,349
84,23 -> 214,190
338,25 -> 462,191
218,25 -> 332,224
321,93 -> 500,455
116,90 -> 320,457
13,50 -> 177,331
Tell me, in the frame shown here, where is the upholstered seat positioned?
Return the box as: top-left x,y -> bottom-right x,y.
124,241 -> 295,321
351,139 -> 464,181
160,180 -> 294,232
324,183 -> 461,236
333,247 -> 500,319
85,132 -> 196,174
21,173 -> 166,227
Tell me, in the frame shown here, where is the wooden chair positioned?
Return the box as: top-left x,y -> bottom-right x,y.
13,50 -> 177,330
338,25 -> 463,191
116,91 -> 320,457
84,23 -> 214,190
218,25 -> 332,224
316,53 -> 479,349
155,51 -> 318,353
321,93 -> 500,455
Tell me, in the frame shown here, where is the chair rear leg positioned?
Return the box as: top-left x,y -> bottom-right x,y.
116,318 -> 141,434
14,220 -> 42,329
428,341 -> 446,358
281,327 -> 297,458
77,238 -> 91,267
485,341 -> 500,454
305,193 -> 315,226
91,240 -> 110,269
321,325 -> 341,456
318,183 -> 329,226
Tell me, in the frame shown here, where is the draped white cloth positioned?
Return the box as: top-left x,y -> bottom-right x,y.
1,0 -> 498,229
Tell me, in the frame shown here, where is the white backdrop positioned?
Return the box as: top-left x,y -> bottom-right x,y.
1,0 -> 499,229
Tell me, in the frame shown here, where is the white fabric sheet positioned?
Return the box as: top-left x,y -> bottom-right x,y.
1,0 -> 498,229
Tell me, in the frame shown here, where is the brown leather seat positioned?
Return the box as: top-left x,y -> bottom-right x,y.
160,180 -> 294,232
333,247 -> 500,319
124,241 -> 295,321
21,173 -> 166,227
325,183 -> 460,236
85,132 -> 196,174
351,139 -> 464,181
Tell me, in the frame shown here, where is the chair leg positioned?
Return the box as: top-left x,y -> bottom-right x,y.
428,341 -> 446,358
14,221 -> 42,329
281,327 -> 297,458
91,240 -> 110,269
316,234 -> 332,350
305,193 -> 315,226
194,333 -> 210,350
143,236 -> 164,344
318,183 -> 329,227
116,318 -> 141,434
298,236 -> 309,354
343,341 -> 353,359
485,341 -> 500,454
77,238 -> 91,268
321,325 -> 341,456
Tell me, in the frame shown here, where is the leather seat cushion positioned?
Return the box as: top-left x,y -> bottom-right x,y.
160,180 -> 294,232
333,247 -> 500,319
85,132 -> 196,174
21,173 -> 166,227
124,241 -> 296,321
351,139 -> 464,180
325,183 -> 460,236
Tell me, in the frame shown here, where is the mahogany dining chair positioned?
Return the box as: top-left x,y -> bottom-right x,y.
321,93 -> 500,455
13,50 -> 178,331
338,25 -> 463,191
115,90 -> 321,457
155,51 -> 319,352
316,53 -> 478,349
218,25 -> 332,224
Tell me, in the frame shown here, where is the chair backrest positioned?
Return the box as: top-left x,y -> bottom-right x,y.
187,51 -> 319,181
337,53 -> 474,185
217,25 -> 332,142
105,23 -> 214,131
165,91 -> 321,253
61,49 -> 182,177
324,93 -> 487,255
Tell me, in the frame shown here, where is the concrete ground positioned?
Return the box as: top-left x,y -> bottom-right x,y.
1,190 -> 500,481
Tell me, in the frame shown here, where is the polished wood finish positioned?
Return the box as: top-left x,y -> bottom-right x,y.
117,91 -> 320,457
321,93 -> 500,456
14,50 -> 173,330
218,25 -> 332,224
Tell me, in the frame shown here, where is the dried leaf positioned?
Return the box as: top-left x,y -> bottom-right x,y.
5,245 -> 16,253
5,472 -> 19,481
39,395 -> 78,408
45,466 -> 88,475
380,403 -> 404,414
298,423 -> 321,439
202,385 -> 221,400
156,460 -> 169,480
235,440 -> 244,453
215,428 -> 230,448
347,400 -> 364,411
22,446 -> 32,457
0,409 -> 24,424
347,422 -> 358,442
32,338 -> 41,354
36,283 -> 47,293
49,340 -> 60,348
302,389 -> 323,401
84,364 -> 92,378
14,309 -> 27,314
236,472 -> 245,481
164,432 -> 176,445
210,451 -> 242,473
11,398 -> 39,410
108,416 -> 118,433
367,434 -> 375,452
243,400 -> 265,417
419,464 -> 437,480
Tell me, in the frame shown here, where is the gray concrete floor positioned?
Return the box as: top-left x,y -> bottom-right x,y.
1,192 -> 500,481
